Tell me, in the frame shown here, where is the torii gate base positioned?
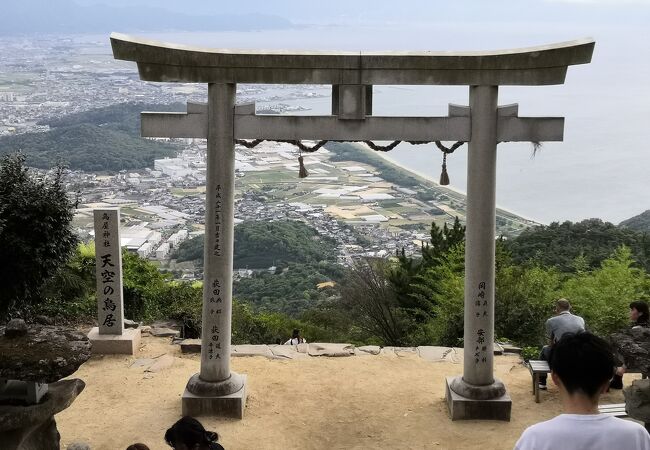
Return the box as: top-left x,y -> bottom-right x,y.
445,377 -> 511,420
182,375 -> 248,419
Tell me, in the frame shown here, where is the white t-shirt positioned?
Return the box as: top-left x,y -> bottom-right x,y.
515,414 -> 650,450
284,338 -> 306,345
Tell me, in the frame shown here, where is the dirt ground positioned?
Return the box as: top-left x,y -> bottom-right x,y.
57,335 -> 629,450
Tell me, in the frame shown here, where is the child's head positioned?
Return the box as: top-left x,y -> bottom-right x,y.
164,416 -> 219,450
550,332 -> 615,399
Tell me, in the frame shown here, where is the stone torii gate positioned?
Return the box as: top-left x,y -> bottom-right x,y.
111,33 -> 594,420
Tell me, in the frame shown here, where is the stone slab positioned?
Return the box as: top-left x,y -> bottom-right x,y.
499,344 -> 522,354
308,343 -> 355,357
231,345 -> 276,359
149,327 -> 180,338
268,345 -> 308,360
130,358 -> 155,369
182,375 -> 247,419
87,327 -> 141,355
355,345 -> 381,356
145,354 -> 175,373
445,376 -> 512,421
381,347 -> 417,357
417,346 -> 461,363
296,343 -> 309,354
180,339 -> 202,354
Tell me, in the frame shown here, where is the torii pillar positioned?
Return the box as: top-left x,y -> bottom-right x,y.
110,33 -> 594,421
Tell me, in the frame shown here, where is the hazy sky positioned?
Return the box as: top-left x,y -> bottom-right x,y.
72,0 -> 650,27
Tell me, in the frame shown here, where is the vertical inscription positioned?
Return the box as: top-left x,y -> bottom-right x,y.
207,278 -> 223,360
94,209 -> 124,335
214,184 -> 222,256
474,281 -> 488,364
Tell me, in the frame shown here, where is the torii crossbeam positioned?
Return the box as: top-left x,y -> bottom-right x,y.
111,33 -> 594,421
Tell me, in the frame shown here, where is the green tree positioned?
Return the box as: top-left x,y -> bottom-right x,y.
414,243 -> 466,346
495,264 -> 561,346
506,219 -> 650,272
560,246 -> 649,336
0,153 -> 77,319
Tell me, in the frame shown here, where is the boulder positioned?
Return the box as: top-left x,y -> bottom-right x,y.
4,319 -> 28,338
0,379 -> 85,450
609,327 -> 650,373
624,378 -> 650,423
34,316 -> 55,326
0,325 -> 91,384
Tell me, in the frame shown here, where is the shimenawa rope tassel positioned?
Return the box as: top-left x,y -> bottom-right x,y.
298,151 -> 309,178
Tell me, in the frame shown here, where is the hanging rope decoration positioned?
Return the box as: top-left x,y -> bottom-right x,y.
297,150 -> 308,178
235,139 -> 465,182
434,141 -> 465,186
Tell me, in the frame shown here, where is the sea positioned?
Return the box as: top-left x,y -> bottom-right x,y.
132,23 -> 650,224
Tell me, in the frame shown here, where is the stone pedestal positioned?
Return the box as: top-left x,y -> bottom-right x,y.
182,374 -> 247,419
87,327 -> 141,355
445,376 -> 511,421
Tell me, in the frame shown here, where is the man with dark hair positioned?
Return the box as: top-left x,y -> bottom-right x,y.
538,298 -> 585,390
515,332 -> 650,450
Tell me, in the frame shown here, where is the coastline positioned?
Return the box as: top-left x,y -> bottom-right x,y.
367,145 -> 542,225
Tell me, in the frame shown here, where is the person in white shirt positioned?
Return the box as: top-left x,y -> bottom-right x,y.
284,328 -> 306,345
514,332 -> 650,450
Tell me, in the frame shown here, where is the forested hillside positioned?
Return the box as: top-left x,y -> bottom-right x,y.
505,218 -> 650,272
620,209 -> 650,233
174,220 -> 338,269
0,103 -> 184,171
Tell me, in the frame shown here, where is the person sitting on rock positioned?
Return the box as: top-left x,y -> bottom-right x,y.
538,298 -> 585,391
164,416 -> 224,450
610,300 -> 650,389
514,332 -> 650,450
284,328 -> 306,345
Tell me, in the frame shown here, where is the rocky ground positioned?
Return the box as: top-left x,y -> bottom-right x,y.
57,334 -> 633,450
